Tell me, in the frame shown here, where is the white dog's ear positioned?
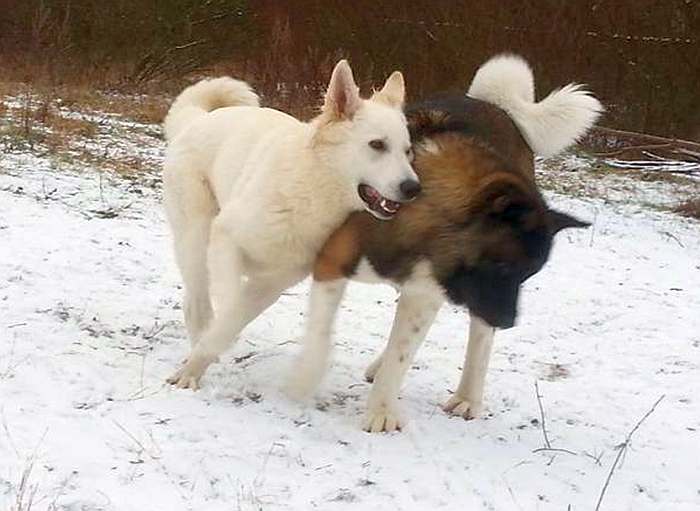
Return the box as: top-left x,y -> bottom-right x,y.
323,60 -> 361,119
372,71 -> 405,109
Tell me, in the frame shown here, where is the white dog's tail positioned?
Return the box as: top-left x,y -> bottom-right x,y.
467,54 -> 603,157
163,77 -> 260,141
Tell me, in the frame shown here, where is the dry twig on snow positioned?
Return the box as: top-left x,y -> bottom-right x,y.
594,395 -> 666,511
534,380 -> 551,449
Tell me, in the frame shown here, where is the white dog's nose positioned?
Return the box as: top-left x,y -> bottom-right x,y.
399,179 -> 421,201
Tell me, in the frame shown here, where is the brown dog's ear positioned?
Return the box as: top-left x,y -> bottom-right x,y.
406,109 -> 448,141
476,180 -> 536,225
547,209 -> 590,233
323,60 -> 361,119
492,195 -> 537,228
372,71 -> 405,109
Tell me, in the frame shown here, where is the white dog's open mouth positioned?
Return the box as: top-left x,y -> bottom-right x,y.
358,184 -> 402,220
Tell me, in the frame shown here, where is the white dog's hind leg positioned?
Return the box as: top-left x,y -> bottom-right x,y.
364,353 -> 383,383
164,163 -> 218,346
169,276 -> 298,389
287,278 -> 347,400
443,313 -> 495,419
175,222 -> 214,347
364,291 -> 441,433
167,216 -> 244,388
168,218 -> 302,389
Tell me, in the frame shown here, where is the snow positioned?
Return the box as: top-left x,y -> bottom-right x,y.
537,153 -> 700,212
1,109 -> 699,511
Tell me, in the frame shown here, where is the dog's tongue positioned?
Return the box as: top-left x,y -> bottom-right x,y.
359,184 -> 401,218
365,186 -> 381,202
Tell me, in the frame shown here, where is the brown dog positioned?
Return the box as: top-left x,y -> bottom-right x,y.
288,54 -> 602,432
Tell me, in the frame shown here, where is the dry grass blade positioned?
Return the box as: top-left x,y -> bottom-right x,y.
532,447 -> 578,456
12,456 -> 39,511
534,380 -> 551,449
594,395 -> 666,511
10,429 -> 48,511
673,199 -> 700,220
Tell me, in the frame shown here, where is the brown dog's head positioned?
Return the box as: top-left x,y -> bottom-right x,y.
411,134 -> 588,329
435,177 -> 587,328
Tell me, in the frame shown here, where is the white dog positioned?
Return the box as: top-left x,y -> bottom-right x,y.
162,60 -> 419,389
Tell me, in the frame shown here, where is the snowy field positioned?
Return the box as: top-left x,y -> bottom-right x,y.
1,102 -> 699,510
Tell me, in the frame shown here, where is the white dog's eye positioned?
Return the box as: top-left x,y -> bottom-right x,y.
368,139 -> 387,151
406,147 -> 414,162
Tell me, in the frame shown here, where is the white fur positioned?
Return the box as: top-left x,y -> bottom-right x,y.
163,60 -> 416,388
163,77 -> 259,141
468,54 -> 603,157
442,316 -> 495,419
286,258 -> 390,400
361,261 -> 444,432
286,279 -> 347,400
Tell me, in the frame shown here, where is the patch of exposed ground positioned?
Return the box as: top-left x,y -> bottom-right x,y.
537,150 -> 700,217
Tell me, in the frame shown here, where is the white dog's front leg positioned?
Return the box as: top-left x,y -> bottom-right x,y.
364,291 -> 441,433
443,313 -> 495,419
287,278 -> 347,400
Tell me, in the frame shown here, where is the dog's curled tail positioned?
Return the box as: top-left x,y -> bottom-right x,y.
163,77 -> 260,141
467,54 -> 603,157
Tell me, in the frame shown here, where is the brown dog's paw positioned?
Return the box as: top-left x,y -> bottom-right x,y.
362,407 -> 405,433
442,394 -> 484,420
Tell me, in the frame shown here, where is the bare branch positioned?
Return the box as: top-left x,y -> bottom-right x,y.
534,380 -> 551,449
532,447 -> 578,456
594,395 -> 665,511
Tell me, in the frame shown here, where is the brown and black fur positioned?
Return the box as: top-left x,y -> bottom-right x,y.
314,95 -> 587,328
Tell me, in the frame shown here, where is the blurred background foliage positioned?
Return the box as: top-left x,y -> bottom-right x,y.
0,0 -> 698,139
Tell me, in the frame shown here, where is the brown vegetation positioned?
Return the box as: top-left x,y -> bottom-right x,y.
1,1 -> 697,221
673,199 -> 700,220
0,87 -> 161,177
0,1 -> 698,138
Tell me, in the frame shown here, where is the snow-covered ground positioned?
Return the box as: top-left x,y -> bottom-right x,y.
1,102 -> 699,511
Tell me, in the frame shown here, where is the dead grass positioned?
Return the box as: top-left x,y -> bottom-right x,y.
112,96 -> 169,125
673,199 -> 700,220
56,87 -> 170,125
47,115 -> 98,139
537,151 -> 700,219
10,455 -> 39,511
2,89 -> 96,150
1,82 -> 162,178
541,363 -> 571,382
2,74 -> 697,220
2,79 -> 169,127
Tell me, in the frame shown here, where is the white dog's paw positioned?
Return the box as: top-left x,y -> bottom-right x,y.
166,355 -> 214,390
285,372 -> 318,402
442,394 -> 484,420
363,406 -> 405,433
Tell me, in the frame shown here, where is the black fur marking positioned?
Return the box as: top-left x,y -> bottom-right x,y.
342,258 -> 361,279
440,265 -> 521,329
406,95 -> 529,161
438,222 -> 552,329
364,246 -> 421,284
